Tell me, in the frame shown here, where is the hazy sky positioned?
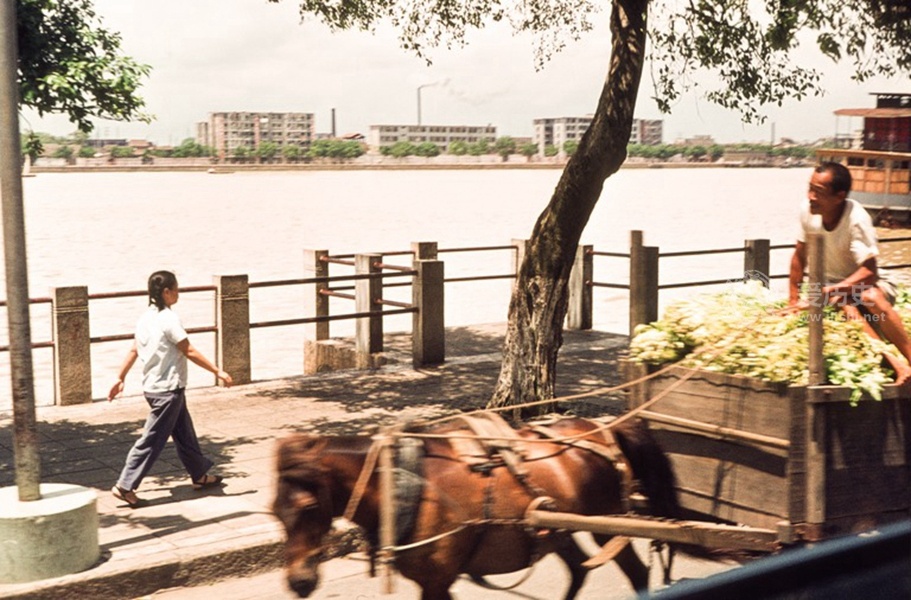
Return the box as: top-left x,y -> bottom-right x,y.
21,0 -> 907,145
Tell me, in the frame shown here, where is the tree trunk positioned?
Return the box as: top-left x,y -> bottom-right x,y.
488,0 -> 648,418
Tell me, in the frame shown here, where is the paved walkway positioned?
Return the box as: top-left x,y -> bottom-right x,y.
0,325 -> 632,600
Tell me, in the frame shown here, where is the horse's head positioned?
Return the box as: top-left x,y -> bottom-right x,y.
273,435 -> 334,597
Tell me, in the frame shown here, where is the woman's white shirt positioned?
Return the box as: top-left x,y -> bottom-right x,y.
135,306 -> 188,393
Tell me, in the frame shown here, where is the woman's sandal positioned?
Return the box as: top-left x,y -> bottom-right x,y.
192,474 -> 225,490
111,485 -> 144,508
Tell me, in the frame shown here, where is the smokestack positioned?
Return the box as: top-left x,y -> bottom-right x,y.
331,108 -> 336,138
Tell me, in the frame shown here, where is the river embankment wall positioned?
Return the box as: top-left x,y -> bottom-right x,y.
29,158 -> 735,174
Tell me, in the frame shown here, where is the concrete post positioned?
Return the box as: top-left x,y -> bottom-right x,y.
744,239 -> 771,286
413,259 -> 445,367
567,244 -> 593,330
629,230 -> 659,335
356,253 -> 383,356
411,241 -> 438,260
511,238 -> 529,276
303,249 -> 329,341
215,275 -> 250,386
51,286 -> 91,406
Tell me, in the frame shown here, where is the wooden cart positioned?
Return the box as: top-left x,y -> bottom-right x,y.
622,361 -> 911,542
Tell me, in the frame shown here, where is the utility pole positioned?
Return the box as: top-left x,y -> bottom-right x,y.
0,0 -> 41,501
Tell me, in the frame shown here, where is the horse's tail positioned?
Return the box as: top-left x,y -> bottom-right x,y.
611,417 -> 681,519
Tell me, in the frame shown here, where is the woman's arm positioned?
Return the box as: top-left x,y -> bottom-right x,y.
177,338 -> 233,386
108,342 -> 139,401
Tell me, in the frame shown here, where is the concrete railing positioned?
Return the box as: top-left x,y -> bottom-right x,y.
13,231 -> 910,407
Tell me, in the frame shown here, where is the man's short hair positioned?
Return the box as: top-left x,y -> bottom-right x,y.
815,161 -> 852,195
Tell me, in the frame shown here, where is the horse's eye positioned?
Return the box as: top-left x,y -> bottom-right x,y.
291,489 -> 319,510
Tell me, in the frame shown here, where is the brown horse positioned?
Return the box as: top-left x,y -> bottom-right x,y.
272,416 -> 680,600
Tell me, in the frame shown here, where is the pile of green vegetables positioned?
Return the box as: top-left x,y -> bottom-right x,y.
628,281 -> 911,403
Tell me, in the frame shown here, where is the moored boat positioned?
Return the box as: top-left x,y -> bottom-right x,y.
815,92 -> 910,225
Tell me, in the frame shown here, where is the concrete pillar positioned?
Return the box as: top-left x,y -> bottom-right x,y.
413,259 -> 445,367
51,286 -> 91,406
411,241 -> 438,260
355,253 -> 382,356
0,483 -> 99,583
215,275 -> 250,386
567,244 -> 593,330
512,238 -> 530,277
629,230 -> 659,335
744,239 -> 771,286
304,249 -> 330,341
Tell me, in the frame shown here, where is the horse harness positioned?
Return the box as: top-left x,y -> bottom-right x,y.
393,415 -> 637,547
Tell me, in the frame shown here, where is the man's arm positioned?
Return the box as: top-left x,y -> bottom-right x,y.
822,256 -> 878,297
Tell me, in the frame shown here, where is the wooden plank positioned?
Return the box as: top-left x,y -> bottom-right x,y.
653,429 -> 790,527
805,388 -> 827,527
526,511 -> 779,553
786,387 -> 808,525
638,410 -> 790,450
647,377 -> 793,439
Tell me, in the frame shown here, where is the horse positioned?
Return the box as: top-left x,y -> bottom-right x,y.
272,415 -> 680,600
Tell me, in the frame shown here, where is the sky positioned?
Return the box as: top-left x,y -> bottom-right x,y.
20,0 -> 908,146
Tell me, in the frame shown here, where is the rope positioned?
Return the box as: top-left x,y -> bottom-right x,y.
418,304 -> 786,440
342,437 -> 383,522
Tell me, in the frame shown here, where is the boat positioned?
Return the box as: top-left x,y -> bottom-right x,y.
815,92 -> 910,225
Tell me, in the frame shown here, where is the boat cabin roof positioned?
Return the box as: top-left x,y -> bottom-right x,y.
835,108 -> 911,118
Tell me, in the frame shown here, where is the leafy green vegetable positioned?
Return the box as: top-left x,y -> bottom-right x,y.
629,281 -> 902,403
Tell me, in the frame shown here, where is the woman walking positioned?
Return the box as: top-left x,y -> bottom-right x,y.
108,270 -> 233,507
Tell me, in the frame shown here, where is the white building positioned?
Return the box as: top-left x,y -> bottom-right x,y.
367,124 -> 497,151
198,112 -> 316,158
533,116 -> 663,154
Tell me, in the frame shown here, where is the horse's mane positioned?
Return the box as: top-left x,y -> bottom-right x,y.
275,434 -> 375,479
610,418 -> 681,519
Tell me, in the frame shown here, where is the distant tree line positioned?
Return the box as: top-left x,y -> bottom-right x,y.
23,130 -> 820,166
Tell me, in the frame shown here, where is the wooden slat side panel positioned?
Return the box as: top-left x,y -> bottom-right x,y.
822,398 -> 911,524
647,374 -> 792,440
653,429 -> 789,527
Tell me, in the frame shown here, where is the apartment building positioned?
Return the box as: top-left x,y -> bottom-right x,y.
634,119 -> 664,146
198,112 -> 316,157
367,124 -> 497,151
533,116 -> 592,155
533,116 -> 663,153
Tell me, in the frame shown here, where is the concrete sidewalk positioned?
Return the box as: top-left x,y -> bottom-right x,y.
0,325 -> 631,600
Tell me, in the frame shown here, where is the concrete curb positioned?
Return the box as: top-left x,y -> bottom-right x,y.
0,523 -> 365,600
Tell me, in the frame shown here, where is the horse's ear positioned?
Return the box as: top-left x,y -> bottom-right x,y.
276,435 -> 325,468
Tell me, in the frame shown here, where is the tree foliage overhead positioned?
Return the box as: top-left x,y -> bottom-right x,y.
648,0 -> 911,123
16,0 -> 151,132
275,0 -> 909,123
274,0 -> 597,67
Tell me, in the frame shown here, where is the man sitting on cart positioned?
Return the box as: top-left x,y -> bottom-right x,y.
788,161 -> 911,384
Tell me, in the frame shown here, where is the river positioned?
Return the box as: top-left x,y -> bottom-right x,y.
1,167 -> 818,408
